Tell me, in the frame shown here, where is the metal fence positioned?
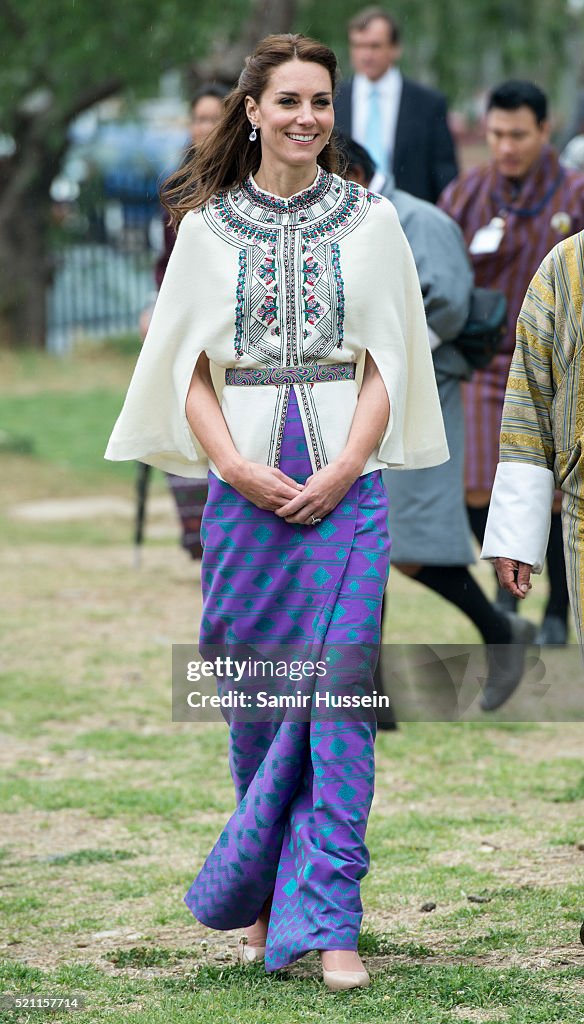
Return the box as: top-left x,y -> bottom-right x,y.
46,171 -> 164,353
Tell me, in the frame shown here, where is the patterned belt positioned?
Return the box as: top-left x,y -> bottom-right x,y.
224,364 -> 356,386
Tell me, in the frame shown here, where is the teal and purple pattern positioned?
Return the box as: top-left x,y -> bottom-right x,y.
224,363 -> 356,387
184,388 -> 390,971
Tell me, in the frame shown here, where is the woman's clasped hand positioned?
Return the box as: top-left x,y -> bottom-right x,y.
275,458 -> 362,525
226,458 -> 303,512
226,456 -> 362,525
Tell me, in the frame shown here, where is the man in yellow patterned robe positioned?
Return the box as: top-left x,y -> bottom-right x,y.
482,230 -> 584,644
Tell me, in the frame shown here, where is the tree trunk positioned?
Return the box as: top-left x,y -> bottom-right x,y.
0,199 -> 52,349
0,80 -> 121,350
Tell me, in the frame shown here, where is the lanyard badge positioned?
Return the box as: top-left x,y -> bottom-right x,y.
469,216 -> 506,256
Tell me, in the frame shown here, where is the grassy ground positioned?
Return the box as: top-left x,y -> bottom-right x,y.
1,347 -> 583,1023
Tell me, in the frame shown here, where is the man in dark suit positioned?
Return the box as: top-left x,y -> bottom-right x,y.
334,6 -> 458,203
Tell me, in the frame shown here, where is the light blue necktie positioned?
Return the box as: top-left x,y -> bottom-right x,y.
365,84 -> 388,175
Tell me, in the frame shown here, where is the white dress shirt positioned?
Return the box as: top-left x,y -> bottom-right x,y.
481,462 -> 554,574
352,68 -> 403,171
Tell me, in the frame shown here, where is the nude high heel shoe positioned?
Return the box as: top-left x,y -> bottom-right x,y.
321,966 -> 370,991
320,950 -> 370,991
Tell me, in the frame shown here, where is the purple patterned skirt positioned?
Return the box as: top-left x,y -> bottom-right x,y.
184,389 -> 390,971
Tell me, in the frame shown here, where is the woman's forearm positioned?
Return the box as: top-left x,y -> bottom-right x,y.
337,353 -> 390,475
185,354 -> 244,481
185,355 -> 302,510
186,352 -> 389,488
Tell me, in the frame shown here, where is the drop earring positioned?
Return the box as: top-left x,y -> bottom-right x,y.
249,123 -> 258,142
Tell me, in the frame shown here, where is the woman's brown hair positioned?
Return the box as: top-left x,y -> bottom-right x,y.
161,34 -> 340,226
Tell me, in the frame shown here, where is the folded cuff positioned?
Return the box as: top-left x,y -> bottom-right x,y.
481,461 -> 555,574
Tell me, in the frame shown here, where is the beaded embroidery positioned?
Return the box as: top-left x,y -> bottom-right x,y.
202,172 -> 377,468
302,254 -> 324,287
234,248 -> 247,358
304,294 -> 325,326
330,242 -> 345,348
240,168 -> 331,213
256,293 -> 278,326
256,251 -> 277,287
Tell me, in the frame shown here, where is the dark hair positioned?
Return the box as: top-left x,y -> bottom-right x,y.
190,82 -> 230,111
162,34 -> 340,225
487,80 -> 548,125
335,133 -> 375,184
348,6 -> 400,45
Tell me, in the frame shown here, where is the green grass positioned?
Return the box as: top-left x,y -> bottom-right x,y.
554,773 -> 584,802
2,719 -> 583,1021
0,388 -> 135,482
57,729 -> 188,761
0,959 -> 583,1023
42,849 -> 137,867
0,775 -> 229,819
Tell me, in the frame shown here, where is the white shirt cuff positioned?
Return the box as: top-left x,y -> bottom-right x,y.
481,461 -> 555,574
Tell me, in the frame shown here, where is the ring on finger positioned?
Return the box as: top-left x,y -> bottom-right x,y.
309,514 -> 322,526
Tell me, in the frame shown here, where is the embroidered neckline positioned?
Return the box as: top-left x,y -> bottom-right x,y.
241,166 -> 332,213
206,176 -> 375,249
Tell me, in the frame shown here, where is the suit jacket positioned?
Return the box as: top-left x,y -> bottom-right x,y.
335,76 -> 458,203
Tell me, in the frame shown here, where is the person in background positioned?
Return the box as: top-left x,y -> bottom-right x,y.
334,6 -> 458,203
341,135 -> 535,713
439,80 -> 584,645
482,230 -> 584,648
560,133 -> 584,173
154,83 -> 230,288
142,83 -> 230,559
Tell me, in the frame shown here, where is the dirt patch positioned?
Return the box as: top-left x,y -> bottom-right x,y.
0,809 -> 138,863
486,724 -> 584,765
450,1010 -> 506,1022
2,920 -> 239,974
428,832 -> 584,888
8,495 -> 176,522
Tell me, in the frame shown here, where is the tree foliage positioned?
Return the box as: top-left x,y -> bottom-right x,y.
0,0 -> 289,347
1,0 -> 583,346
0,0 -> 248,129
299,0 -> 580,103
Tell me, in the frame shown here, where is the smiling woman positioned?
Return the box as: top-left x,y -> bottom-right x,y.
243,61 -> 334,191
105,32 -> 447,992
159,34 -> 342,221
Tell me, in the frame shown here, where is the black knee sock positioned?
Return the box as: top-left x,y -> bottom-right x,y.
545,512 -> 570,621
467,505 -> 490,546
466,505 -> 515,606
415,565 -> 512,644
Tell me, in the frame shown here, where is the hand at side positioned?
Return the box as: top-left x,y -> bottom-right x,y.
493,557 -> 533,599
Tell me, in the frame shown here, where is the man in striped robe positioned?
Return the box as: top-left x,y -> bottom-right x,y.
440,80 -> 584,644
482,230 -> 584,646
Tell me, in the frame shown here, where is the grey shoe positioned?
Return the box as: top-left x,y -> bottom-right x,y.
535,614 -> 568,646
481,612 -> 537,712
494,585 -> 518,614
